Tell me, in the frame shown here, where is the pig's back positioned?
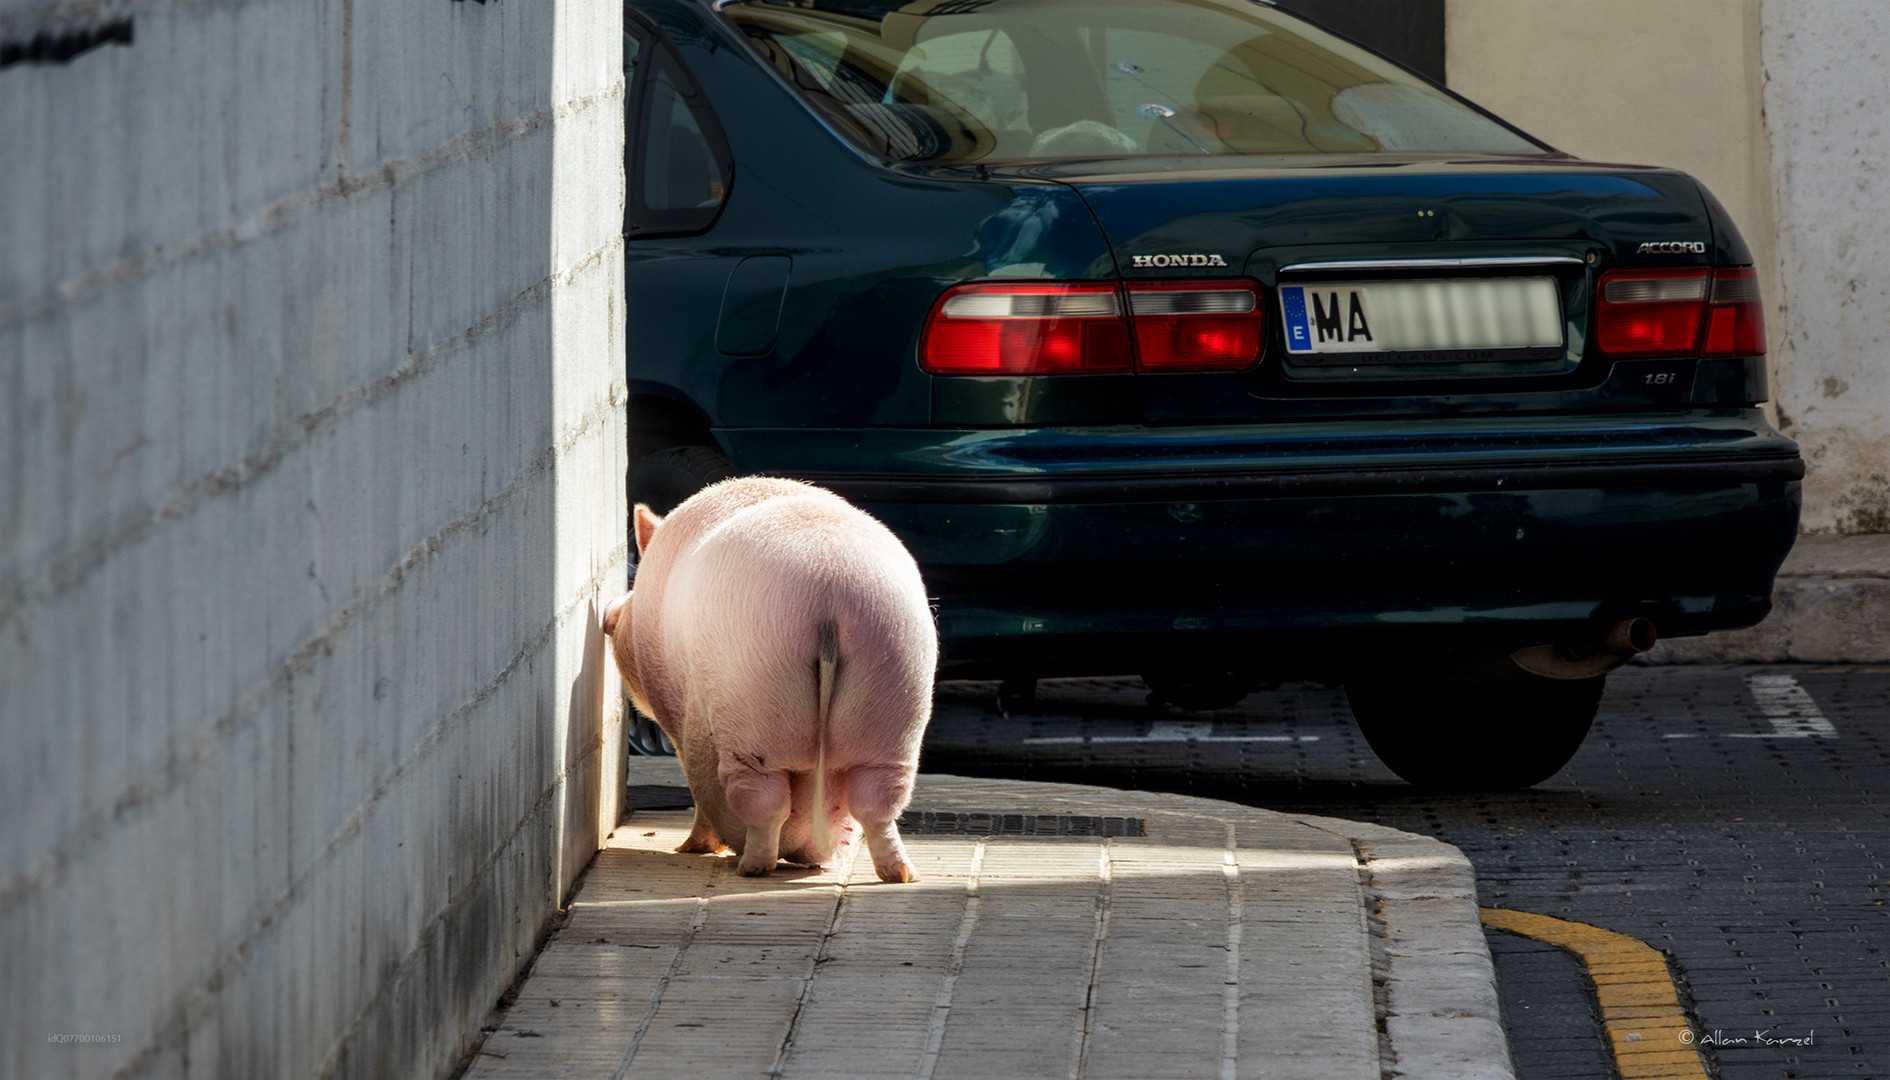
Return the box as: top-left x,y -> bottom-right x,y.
657,489 -> 935,768
629,477 -> 816,724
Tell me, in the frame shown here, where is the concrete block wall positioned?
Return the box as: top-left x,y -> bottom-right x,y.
1,1 -> 627,1077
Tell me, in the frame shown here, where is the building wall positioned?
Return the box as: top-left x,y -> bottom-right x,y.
1278,0 -> 1446,84
0,1 -> 627,1077
1445,0 -> 1889,534
1759,0 -> 1890,534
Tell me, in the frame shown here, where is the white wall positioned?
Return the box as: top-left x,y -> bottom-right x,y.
1446,0 -> 1777,324
1447,0 -> 1890,535
0,1 -> 627,1076
1761,0 -> 1890,533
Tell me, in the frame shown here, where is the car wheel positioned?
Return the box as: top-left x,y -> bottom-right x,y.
1345,672 -> 1604,790
1141,668 -> 1257,712
629,444 -> 733,516
626,709 -> 675,757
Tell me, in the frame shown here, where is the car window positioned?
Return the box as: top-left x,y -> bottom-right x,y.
628,34 -> 732,236
726,0 -> 1542,163
643,68 -> 721,210
776,28 -> 849,85
624,16 -> 645,235
888,29 -> 1029,139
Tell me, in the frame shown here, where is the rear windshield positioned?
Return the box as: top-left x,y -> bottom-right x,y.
724,0 -> 1545,163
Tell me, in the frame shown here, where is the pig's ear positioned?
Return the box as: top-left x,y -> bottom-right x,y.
602,592 -> 631,637
633,504 -> 664,555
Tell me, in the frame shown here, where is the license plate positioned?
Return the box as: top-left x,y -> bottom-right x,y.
1278,278 -> 1564,358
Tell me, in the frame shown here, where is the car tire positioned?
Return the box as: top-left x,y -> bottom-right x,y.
625,706 -> 675,757
1345,672 -> 1604,791
629,444 -> 733,516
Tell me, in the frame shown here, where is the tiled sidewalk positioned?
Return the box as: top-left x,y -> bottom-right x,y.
461,761 -> 1511,1080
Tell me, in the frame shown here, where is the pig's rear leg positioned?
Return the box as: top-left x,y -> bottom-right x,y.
724,767 -> 792,876
676,810 -> 727,855
848,766 -> 920,883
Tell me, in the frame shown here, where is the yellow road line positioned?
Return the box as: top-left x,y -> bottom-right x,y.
1480,908 -> 1710,1080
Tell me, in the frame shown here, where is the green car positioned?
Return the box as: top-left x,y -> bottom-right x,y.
620,0 -> 1801,789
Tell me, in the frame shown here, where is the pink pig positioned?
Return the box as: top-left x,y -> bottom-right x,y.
602,478 -> 936,881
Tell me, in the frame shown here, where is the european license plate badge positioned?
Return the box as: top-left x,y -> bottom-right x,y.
1279,277 -> 1564,362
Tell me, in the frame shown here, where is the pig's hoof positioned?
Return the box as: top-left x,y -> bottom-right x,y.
676,824 -> 727,855
738,859 -> 775,877
877,862 -> 919,884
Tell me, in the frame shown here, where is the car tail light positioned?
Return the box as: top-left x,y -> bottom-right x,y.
1702,267 -> 1766,356
920,283 -> 1132,374
1596,269 -> 1709,356
1126,282 -> 1264,371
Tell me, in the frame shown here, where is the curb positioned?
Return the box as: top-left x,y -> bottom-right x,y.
1315,814 -> 1513,1080
1154,796 -> 1512,1080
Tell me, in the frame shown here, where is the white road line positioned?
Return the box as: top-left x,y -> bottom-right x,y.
1734,674 -> 1838,738
1663,674 -> 1838,740
1026,722 -> 1319,745
1148,721 -> 1214,741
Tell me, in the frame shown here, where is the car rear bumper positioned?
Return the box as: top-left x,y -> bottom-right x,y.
796,452 -> 1802,503
719,410 -> 1802,676
870,479 -> 1798,674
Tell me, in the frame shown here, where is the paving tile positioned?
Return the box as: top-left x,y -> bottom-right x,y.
461,759 -> 1503,1080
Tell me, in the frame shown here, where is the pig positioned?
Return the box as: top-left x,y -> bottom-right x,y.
602,477 -> 936,881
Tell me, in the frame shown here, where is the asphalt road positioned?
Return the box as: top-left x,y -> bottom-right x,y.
920,663 -> 1890,1080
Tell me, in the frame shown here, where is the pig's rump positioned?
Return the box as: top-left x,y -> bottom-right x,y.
652,493 -> 935,865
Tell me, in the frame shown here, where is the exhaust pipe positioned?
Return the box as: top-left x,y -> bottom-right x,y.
1602,616 -> 1658,657
1512,617 -> 1658,680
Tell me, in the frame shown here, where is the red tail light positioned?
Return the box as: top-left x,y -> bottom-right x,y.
920,283 -> 1132,374
921,280 -> 1264,375
1127,282 -> 1264,371
1702,267 -> 1767,356
1596,269 -> 1709,356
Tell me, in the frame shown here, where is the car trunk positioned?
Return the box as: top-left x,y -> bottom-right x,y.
1003,154 -> 1731,423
